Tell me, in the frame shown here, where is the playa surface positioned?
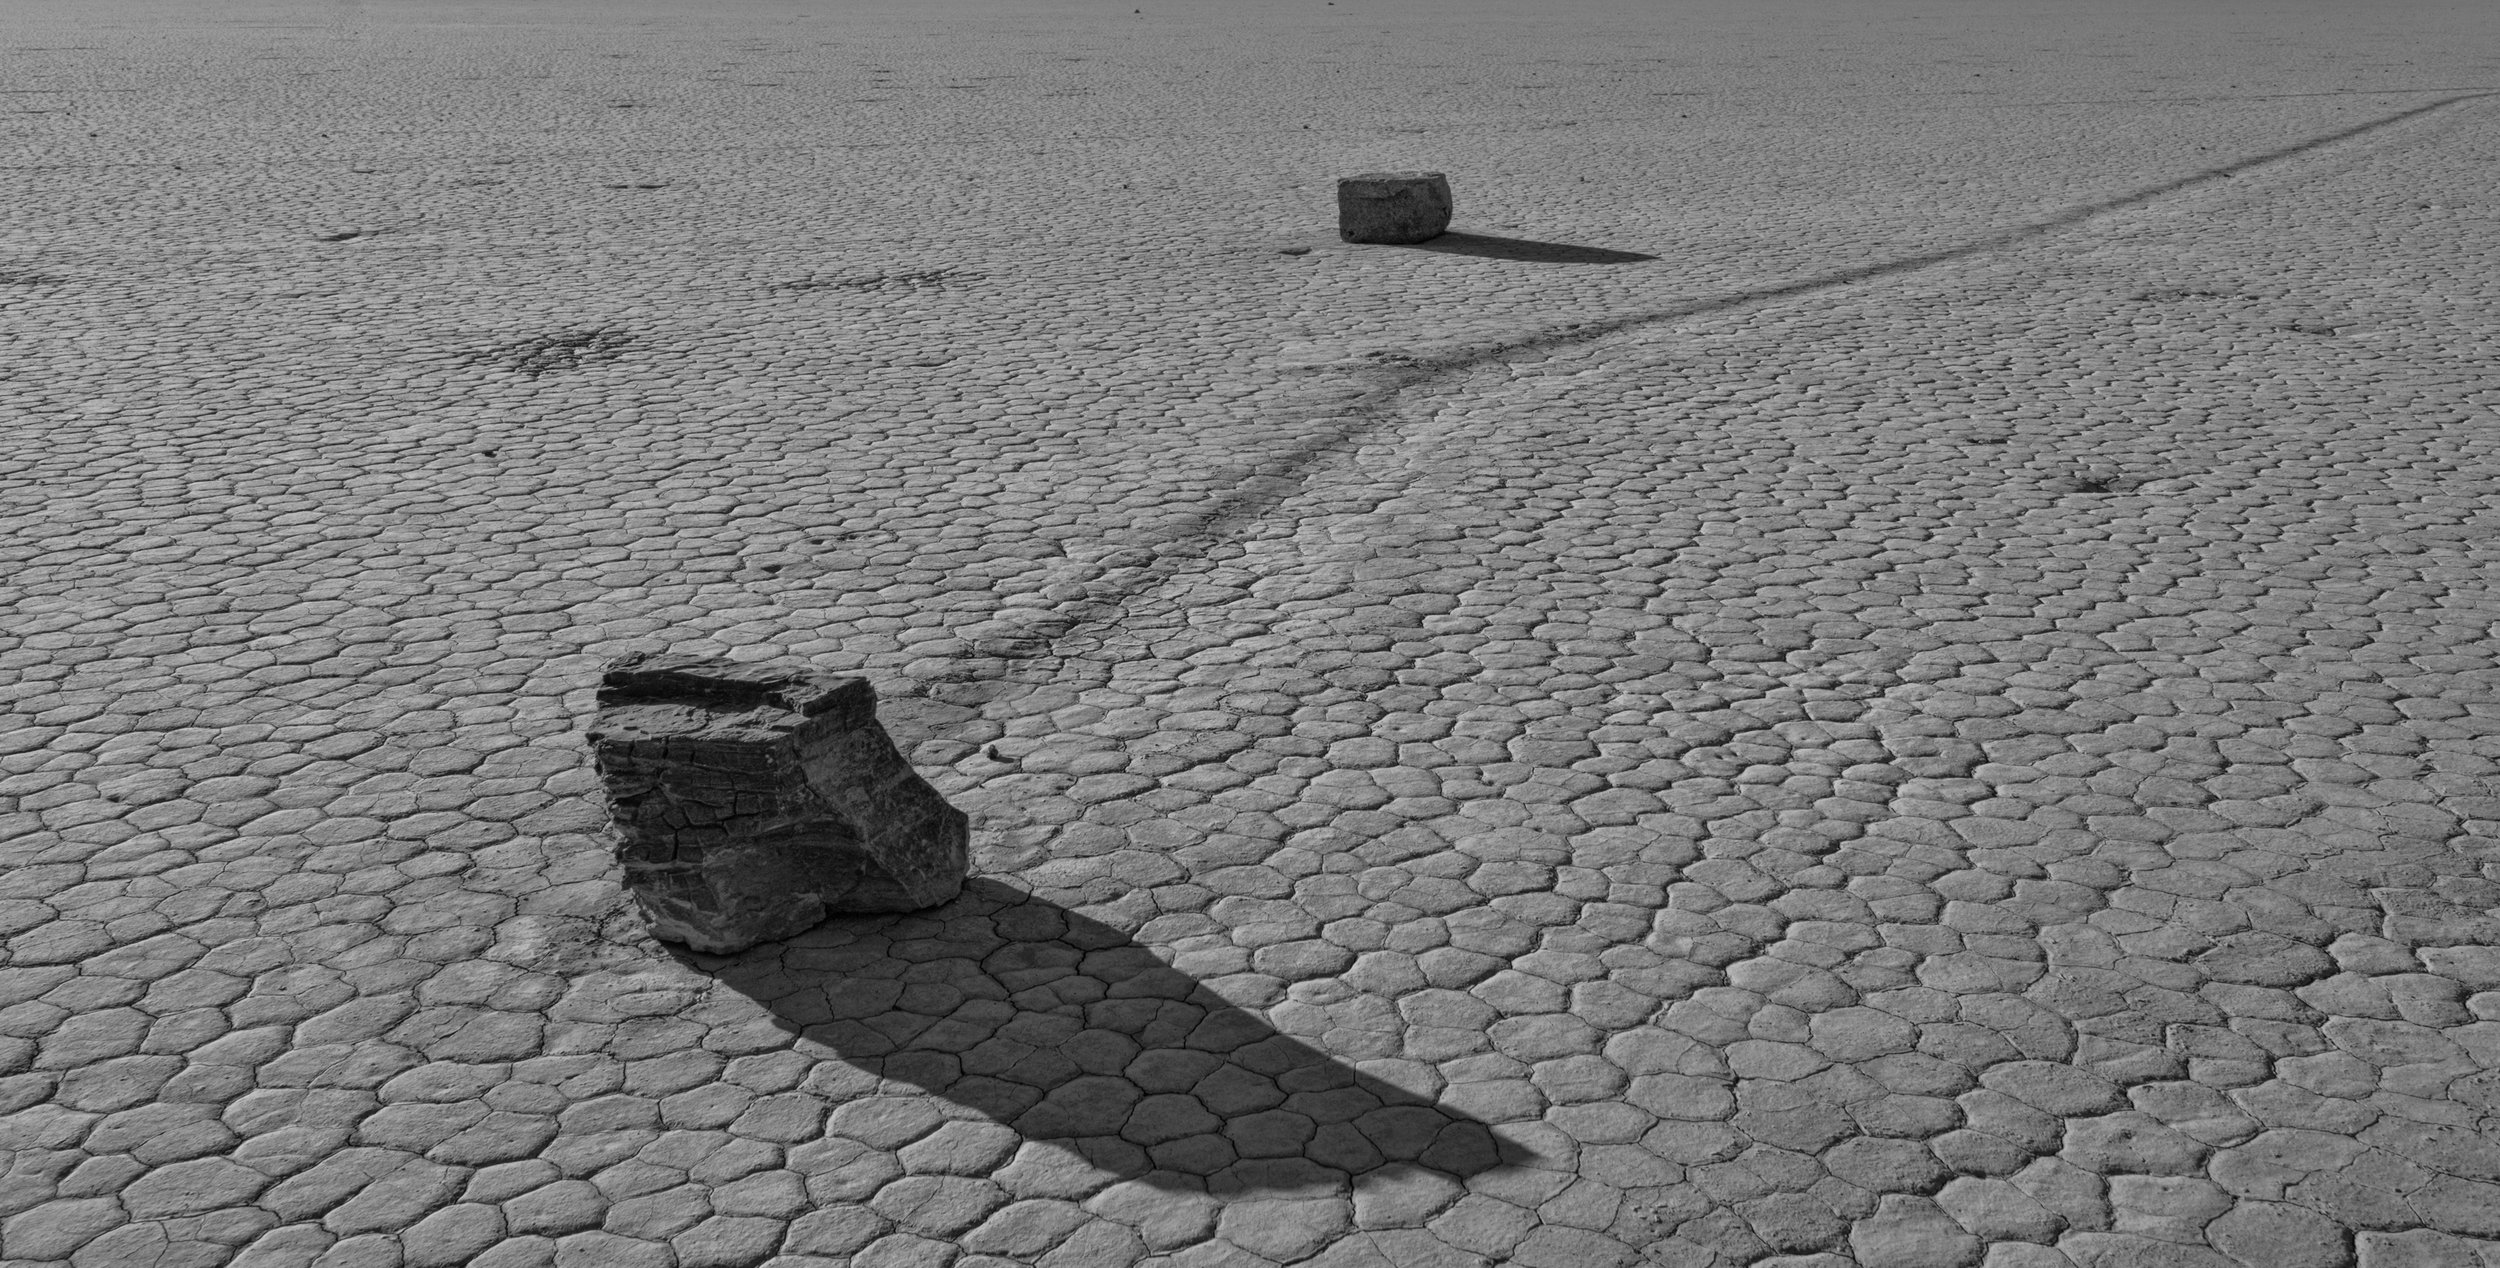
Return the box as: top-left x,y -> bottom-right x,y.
6,0 -> 2500,1264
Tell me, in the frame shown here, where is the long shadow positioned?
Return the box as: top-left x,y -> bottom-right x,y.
1403,231 -> 1656,264
688,878 -> 1535,1194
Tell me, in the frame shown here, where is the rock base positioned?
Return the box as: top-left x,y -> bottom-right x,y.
1338,171 -> 1453,244
588,653 -> 969,955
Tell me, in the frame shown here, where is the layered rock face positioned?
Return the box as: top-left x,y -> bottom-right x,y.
1337,171 -> 1453,244
588,653 -> 969,954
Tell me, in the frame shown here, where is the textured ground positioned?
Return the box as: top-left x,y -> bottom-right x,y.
6,0 -> 2500,1265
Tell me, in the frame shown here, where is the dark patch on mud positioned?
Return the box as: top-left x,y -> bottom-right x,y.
2054,468 -> 2146,495
470,328 -> 634,376
777,268 -> 981,293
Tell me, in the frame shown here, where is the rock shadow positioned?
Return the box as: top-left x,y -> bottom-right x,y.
686,878 -> 1532,1193
1404,232 -> 1655,264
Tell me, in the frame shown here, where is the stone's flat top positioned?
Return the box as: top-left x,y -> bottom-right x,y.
600,652 -> 871,718
1343,172 -> 1447,186
592,654 -> 877,745
6,0 -> 2500,1265
587,699 -> 806,748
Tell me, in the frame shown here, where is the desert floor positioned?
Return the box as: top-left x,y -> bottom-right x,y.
6,0 -> 2500,1265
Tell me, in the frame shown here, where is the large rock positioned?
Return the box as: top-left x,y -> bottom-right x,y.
1338,171 -> 1453,244
588,653 -> 968,954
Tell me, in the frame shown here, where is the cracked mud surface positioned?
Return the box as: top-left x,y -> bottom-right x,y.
5,0 -> 2500,1265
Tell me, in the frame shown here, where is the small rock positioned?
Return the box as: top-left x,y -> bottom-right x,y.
1338,172 -> 1452,244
